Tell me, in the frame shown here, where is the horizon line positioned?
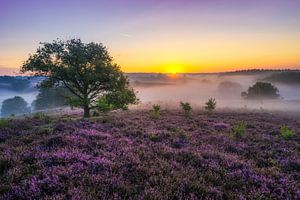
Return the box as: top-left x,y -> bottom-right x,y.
1,68 -> 300,77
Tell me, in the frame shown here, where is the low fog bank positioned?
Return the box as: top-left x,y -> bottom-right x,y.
0,90 -> 38,109
130,73 -> 300,111
1,71 -> 300,116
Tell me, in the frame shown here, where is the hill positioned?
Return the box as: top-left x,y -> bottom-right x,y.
0,110 -> 299,199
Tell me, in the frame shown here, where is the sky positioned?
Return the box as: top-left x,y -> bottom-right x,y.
0,0 -> 300,74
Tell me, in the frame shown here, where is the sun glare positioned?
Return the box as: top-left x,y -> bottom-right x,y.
165,63 -> 183,74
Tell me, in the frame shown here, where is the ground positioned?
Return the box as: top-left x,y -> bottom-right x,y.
0,109 -> 299,199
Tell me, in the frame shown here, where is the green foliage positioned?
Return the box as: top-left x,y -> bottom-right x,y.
0,118 -> 10,128
150,104 -> 161,119
96,88 -> 138,114
230,121 -> 247,139
32,86 -> 70,111
180,102 -> 192,117
96,96 -> 113,113
104,88 -> 138,111
280,125 -> 295,140
242,82 -> 280,100
149,133 -> 160,142
205,98 -> 217,112
32,112 -> 51,123
1,96 -> 30,117
21,38 -> 137,117
171,127 -> 188,140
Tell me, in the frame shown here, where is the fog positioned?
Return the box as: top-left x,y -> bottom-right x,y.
130,73 -> 300,111
0,90 -> 38,109
1,73 -> 300,116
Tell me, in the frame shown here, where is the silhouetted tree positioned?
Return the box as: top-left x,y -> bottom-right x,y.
1,96 -> 30,117
241,82 -> 280,100
22,39 -> 137,117
32,86 -> 70,111
0,76 -> 30,92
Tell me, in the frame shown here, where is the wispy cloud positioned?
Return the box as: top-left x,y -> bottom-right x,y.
120,33 -> 132,38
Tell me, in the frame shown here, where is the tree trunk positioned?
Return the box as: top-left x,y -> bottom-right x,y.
83,105 -> 90,118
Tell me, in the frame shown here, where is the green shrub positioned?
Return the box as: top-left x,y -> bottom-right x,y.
171,127 -> 188,140
205,98 -> 217,112
230,121 -> 247,139
32,112 -> 51,122
96,96 -> 113,113
149,133 -> 160,142
180,102 -> 192,117
0,118 -> 10,128
280,125 -> 295,140
150,104 -> 161,119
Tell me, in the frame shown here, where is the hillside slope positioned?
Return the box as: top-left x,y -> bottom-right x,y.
0,110 -> 299,199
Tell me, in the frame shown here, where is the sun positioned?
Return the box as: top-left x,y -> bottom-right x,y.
165,63 -> 183,74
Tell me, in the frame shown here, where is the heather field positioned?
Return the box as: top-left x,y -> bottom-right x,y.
0,110 -> 299,200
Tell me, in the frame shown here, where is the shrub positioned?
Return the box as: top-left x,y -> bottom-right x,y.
96,96 -> 113,113
149,133 -> 160,142
230,121 -> 247,139
150,104 -> 161,119
96,89 -> 139,115
0,118 -> 10,128
241,82 -> 280,100
173,127 -> 188,140
180,102 -> 192,117
205,98 -> 217,112
280,125 -> 295,140
32,112 -> 51,123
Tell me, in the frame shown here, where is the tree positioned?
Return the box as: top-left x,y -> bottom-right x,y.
1,96 -> 31,117
32,86 -> 70,111
21,39 -> 137,117
0,76 -> 30,92
241,82 -> 280,100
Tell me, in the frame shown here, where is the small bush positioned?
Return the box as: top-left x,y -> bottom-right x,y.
32,112 -> 50,122
280,125 -> 295,140
230,121 -> 247,139
150,104 -> 161,119
149,133 -> 160,142
0,118 -> 10,128
180,102 -> 192,117
205,98 -> 217,112
171,127 -> 188,140
96,96 -> 113,113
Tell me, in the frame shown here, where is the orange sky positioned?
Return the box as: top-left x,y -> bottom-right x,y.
1,0 -> 300,74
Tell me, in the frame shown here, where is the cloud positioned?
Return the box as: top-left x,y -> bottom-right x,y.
120,33 -> 132,38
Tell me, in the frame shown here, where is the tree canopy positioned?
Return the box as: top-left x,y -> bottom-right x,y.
0,76 -> 31,92
241,82 -> 280,100
1,96 -> 31,117
22,39 -> 137,117
32,86 -> 70,111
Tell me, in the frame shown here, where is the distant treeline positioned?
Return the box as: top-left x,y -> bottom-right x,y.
219,69 -> 300,76
262,72 -> 300,84
0,76 -> 31,92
